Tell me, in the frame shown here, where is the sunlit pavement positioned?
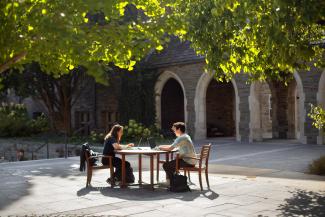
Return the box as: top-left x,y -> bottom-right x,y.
0,150 -> 324,217
194,138 -> 325,173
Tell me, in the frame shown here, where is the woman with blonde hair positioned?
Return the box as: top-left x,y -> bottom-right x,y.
102,124 -> 135,184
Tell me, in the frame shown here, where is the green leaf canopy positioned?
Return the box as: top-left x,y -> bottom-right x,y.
179,0 -> 325,81
0,0 -> 182,83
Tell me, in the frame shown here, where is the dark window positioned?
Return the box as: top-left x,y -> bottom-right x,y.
75,111 -> 90,135
101,110 -> 119,133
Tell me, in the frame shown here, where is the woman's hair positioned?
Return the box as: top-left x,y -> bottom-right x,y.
105,124 -> 123,142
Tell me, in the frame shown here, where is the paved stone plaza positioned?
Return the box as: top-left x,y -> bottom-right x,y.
197,138 -> 325,172
1,140 -> 325,217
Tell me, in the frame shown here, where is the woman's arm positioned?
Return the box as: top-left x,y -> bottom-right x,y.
113,143 -> 134,150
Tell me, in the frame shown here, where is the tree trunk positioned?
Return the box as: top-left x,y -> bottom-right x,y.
63,103 -> 72,136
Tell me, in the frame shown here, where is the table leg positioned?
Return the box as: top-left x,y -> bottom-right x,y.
121,154 -> 126,188
165,152 -> 169,180
156,153 -> 160,182
138,154 -> 142,185
150,154 -> 154,190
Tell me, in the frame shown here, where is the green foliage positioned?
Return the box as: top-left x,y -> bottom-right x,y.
0,0 -> 183,83
0,103 -> 49,137
123,119 -> 152,140
179,0 -> 325,81
90,131 -> 105,144
309,156 -> 325,176
29,114 -> 50,133
1,0 -> 323,83
308,104 -> 325,131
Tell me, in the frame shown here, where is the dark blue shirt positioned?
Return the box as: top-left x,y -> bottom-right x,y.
103,137 -> 117,158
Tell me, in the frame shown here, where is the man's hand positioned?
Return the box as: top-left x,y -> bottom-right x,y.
127,143 -> 134,147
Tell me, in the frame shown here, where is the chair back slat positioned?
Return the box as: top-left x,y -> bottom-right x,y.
84,149 -> 91,166
199,144 -> 211,167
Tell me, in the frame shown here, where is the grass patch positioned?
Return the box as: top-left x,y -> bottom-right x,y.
309,156 -> 325,176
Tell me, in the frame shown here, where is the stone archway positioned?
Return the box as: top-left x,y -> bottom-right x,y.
194,73 -> 240,141
249,72 -> 305,143
293,72 -> 306,143
317,71 -> 325,144
161,78 -> 185,131
206,80 -> 235,137
154,71 -> 187,131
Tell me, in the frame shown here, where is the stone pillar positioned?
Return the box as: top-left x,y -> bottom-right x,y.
317,71 -> 325,145
298,69 -> 323,144
180,64 -> 204,138
236,74 -> 250,142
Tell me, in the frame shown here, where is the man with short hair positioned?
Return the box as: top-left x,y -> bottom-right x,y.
159,122 -> 197,185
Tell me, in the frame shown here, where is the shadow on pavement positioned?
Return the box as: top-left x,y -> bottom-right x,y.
0,160 -> 83,211
77,186 -> 219,202
277,189 -> 325,217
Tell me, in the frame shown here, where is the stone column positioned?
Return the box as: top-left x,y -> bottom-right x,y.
179,64 -> 204,138
298,69 -> 322,144
235,74 -> 251,142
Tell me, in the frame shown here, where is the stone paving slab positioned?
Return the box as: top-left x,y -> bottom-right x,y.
0,157 -> 325,217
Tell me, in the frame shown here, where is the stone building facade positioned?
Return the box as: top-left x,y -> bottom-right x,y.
146,37 -> 325,145
12,37 -> 324,145
71,76 -> 121,135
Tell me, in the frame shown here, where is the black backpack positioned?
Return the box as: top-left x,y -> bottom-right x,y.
169,173 -> 191,192
80,142 -> 98,171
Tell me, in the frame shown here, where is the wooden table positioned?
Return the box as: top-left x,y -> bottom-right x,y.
115,148 -> 175,189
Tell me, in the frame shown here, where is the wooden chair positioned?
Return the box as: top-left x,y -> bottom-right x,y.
85,150 -> 114,188
176,144 -> 212,191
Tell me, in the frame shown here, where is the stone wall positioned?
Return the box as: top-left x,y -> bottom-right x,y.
94,78 -> 121,133
72,76 -> 121,134
0,139 -> 81,162
71,77 -> 96,132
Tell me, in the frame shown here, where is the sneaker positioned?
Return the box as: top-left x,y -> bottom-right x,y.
106,177 -> 118,185
106,178 -> 112,184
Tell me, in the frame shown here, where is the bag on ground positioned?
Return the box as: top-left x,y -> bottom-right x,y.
170,173 -> 191,192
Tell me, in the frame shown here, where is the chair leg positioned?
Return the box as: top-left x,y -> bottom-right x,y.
205,168 -> 210,189
110,166 -> 115,188
86,172 -> 89,187
198,171 -> 203,191
86,168 -> 91,187
88,169 -> 93,186
188,171 -> 191,181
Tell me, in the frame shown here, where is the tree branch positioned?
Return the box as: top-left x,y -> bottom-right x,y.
0,51 -> 28,73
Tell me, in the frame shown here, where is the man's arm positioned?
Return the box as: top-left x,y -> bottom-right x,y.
159,136 -> 182,151
159,145 -> 175,151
